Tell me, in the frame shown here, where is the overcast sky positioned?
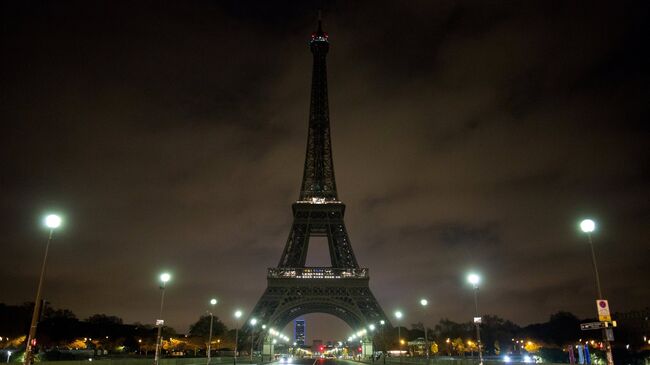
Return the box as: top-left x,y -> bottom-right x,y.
1,1 -> 648,342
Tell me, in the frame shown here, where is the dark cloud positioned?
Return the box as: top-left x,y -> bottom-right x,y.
1,0 -> 648,342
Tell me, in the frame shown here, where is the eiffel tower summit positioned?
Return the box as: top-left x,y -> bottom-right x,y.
248,17 -> 389,335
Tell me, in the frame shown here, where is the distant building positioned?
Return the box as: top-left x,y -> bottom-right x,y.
294,319 -> 306,346
615,307 -> 649,346
313,339 -> 323,354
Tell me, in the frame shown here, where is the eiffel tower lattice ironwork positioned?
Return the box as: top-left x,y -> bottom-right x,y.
248,18 -> 389,334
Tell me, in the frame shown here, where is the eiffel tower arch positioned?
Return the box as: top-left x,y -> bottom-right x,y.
247,18 -> 389,339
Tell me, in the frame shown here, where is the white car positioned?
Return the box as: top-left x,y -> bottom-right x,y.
279,355 -> 292,363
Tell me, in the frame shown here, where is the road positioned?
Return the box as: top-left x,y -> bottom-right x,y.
269,358 -> 361,365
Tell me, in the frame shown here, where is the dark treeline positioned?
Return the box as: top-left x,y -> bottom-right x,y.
0,302 -> 233,360
1,303 -> 647,363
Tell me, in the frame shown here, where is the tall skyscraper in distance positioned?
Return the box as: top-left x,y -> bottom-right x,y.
294,319 -> 306,346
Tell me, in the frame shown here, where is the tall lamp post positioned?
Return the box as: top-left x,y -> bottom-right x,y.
420,299 -> 430,359
380,320 -> 386,365
233,310 -> 242,365
467,273 -> 483,365
580,219 -> 614,365
249,318 -> 257,362
207,298 -> 218,365
369,324 -> 376,364
154,273 -> 171,365
394,311 -> 403,363
24,214 -> 62,365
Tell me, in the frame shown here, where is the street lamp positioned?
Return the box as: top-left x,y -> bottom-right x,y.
579,218 -> 614,365
154,273 -> 171,365
207,298 -> 218,365
394,311 -> 403,363
467,273 -> 483,365
378,320 -> 386,364
234,310 -> 242,365
24,214 -> 62,365
420,299 -> 430,359
250,318 -> 257,362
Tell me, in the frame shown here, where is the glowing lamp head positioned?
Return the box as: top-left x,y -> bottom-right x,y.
420,299 -> 428,306
467,273 -> 481,286
45,214 -> 62,229
234,310 -> 243,319
394,310 -> 403,319
580,219 -> 596,233
210,298 -> 218,305
250,318 -> 258,326
160,273 -> 171,283
380,320 -> 385,325
369,324 -> 376,331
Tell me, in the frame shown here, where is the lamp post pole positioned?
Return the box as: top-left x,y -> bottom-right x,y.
233,310 -> 242,365
473,287 -> 483,365
369,324 -> 376,364
420,299 -> 430,360
154,273 -> 171,365
24,214 -> 62,365
580,219 -> 614,365
467,274 -> 483,365
380,320 -> 386,365
394,311 -> 403,364
249,318 -> 257,362
207,299 -> 217,365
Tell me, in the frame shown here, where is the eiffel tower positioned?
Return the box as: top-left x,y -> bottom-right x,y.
248,18 -> 389,336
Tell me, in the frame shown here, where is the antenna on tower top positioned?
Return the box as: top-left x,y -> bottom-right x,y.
317,10 -> 323,33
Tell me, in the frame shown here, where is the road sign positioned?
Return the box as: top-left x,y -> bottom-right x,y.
597,300 -> 611,322
473,317 -> 482,324
605,328 -> 615,341
156,319 -> 164,326
581,322 -> 606,330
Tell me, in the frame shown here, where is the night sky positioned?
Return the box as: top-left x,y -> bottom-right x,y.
1,1 -> 649,342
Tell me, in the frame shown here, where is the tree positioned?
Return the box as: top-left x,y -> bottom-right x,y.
430,342 -> 439,355
524,340 -> 541,353
86,314 -> 123,325
521,311 -> 580,347
451,338 -> 466,355
65,339 -> 88,350
189,315 -> 227,351
38,306 -> 81,345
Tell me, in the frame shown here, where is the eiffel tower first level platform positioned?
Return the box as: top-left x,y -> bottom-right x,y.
253,267 -> 386,330
248,17 -> 389,332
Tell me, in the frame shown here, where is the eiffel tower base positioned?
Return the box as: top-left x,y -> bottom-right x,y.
250,268 -> 388,335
